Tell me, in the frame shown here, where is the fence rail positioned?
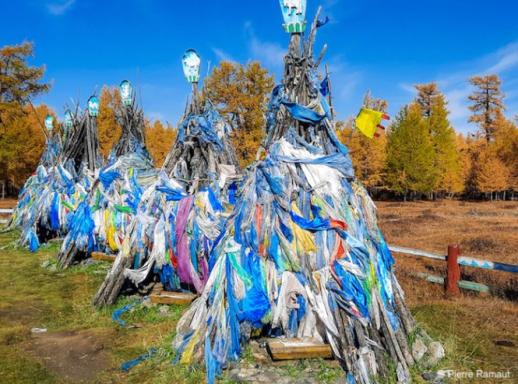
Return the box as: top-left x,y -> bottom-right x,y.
389,244 -> 518,296
0,208 -> 13,224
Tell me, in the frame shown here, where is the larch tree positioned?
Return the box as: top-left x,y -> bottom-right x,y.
0,104 -> 51,189
145,120 -> 176,167
474,144 -> 510,198
97,86 -> 122,157
455,133 -> 471,192
425,88 -> 464,195
0,42 -> 50,124
337,93 -> 388,189
204,61 -> 274,167
385,103 -> 437,199
415,82 -> 440,118
492,113 -> 518,191
468,75 -> 504,142
0,42 -> 50,192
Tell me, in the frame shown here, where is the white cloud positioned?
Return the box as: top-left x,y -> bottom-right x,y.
399,83 -> 416,94
245,23 -> 285,70
212,48 -> 235,63
483,42 -> 518,74
46,0 -> 76,15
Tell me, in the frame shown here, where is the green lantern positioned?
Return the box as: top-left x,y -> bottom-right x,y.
88,96 -> 99,117
45,115 -> 54,132
120,80 -> 133,107
279,0 -> 307,33
182,49 -> 201,83
64,110 -> 73,131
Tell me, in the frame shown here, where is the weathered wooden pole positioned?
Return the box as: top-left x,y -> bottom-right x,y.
446,244 -> 461,296
325,64 -> 335,120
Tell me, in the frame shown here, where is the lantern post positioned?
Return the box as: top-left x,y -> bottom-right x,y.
86,95 -> 100,172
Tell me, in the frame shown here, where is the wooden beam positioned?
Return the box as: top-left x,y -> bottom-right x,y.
267,338 -> 333,361
91,252 -> 116,262
149,291 -> 197,305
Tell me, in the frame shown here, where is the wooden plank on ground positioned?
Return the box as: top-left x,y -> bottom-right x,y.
91,252 -> 116,262
267,338 -> 333,360
150,291 -> 197,305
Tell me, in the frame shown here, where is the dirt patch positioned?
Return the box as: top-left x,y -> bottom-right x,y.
24,328 -> 114,382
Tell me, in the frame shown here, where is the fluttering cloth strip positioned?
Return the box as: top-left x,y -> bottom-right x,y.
173,139 -> 402,384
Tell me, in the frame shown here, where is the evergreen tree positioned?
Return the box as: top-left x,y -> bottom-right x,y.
468,75 -> 504,142
385,103 -> 437,199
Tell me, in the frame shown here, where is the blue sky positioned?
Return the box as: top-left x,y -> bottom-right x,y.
2,0 -> 518,133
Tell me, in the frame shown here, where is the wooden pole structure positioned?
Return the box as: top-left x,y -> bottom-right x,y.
446,244 -> 461,296
28,100 -> 50,140
325,64 -> 335,120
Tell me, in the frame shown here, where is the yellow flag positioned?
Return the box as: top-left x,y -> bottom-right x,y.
355,108 -> 384,139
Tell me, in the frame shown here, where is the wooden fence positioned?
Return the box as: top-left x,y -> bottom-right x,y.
0,208 -> 12,224
389,245 -> 518,296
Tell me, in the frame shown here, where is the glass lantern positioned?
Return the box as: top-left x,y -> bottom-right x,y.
120,80 -> 133,107
88,96 -> 99,117
44,115 -> 54,132
64,110 -> 73,131
182,49 -> 201,83
279,0 -> 307,33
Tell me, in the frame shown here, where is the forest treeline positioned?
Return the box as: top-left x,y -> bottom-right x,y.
1,42 -> 517,199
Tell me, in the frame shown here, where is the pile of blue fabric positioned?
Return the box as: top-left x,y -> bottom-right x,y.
58,99 -> 157,267
172,10 -> 416,384
9,112 -> 97,252
94,97 -> 240,306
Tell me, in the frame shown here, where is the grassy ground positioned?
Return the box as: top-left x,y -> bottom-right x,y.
0,200 -> 516,383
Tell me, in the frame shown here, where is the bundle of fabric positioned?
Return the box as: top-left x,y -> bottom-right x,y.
173,6 -> 418,384
58,87 -> 156,268
94,78 -> 240,306
8,109 -> 98,251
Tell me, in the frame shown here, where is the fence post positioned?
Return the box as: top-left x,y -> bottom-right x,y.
446,244 -> 461,296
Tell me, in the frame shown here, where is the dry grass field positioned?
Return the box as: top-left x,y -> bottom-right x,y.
378,200 -> 518,382
378,200 -> 518,300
